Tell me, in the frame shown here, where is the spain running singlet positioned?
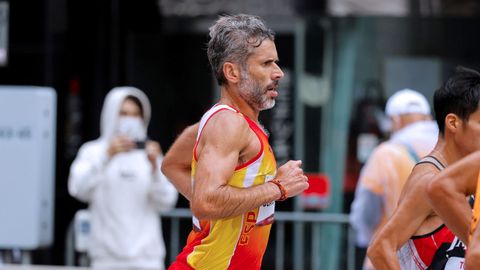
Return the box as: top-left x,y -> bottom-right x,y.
169,104 -> 277,270
398,156 -> 466,270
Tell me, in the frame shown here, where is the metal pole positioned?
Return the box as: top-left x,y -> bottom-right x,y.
170,217 -> 180,264
319,17 -> 358,270
275,221 -> 285,270
293,18 -> 306,270
347,226 -> 356,270
65,221 -> 75,266
312,223 -> 322,270
20,250 -> 31,264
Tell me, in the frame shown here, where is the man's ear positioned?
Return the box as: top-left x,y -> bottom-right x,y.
445,113 -> 461,133
223,62 -> 241,84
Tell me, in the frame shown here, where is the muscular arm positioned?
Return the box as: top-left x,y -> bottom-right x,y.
191,111 -> 308,220
427,151 -> 480,244
161,123 -> 199,201
367,170 -> 434,270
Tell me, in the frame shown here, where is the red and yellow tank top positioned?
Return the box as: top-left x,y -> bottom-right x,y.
170,104 -> 277,270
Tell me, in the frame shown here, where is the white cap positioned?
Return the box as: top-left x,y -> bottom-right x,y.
385,89 -> 431,117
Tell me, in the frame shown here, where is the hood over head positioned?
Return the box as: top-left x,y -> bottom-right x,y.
99,86 -> 151,141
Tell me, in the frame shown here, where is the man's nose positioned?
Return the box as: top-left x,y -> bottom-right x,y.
272,63 -> 284,80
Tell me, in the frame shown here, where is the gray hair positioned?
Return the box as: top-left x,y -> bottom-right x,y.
207,14 -> 275,86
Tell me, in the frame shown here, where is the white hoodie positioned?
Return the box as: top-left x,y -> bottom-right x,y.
68,87 -> 178,269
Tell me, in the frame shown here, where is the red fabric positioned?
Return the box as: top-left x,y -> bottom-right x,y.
169,223 -> 210,270
410,225 -> 456,267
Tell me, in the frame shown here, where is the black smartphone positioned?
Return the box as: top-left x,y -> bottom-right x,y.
135,141 -> 146,149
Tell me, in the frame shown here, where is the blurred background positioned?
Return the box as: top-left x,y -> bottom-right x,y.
1,0 -> 480,269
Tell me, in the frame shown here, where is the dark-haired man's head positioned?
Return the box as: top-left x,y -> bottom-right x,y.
433,67 -> 480,136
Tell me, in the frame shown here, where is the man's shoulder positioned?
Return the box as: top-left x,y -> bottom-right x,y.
204,109 -> 248,131
406,163 -> 440,187
369,141 -> 410,160
199,109 -> 251,147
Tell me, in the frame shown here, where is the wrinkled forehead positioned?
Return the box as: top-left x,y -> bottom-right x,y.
247,39 -> 278,61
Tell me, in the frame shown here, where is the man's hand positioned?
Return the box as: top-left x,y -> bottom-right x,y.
274,160 -> 309,199
107,135 -> 135,157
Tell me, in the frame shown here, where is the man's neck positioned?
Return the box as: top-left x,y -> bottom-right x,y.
219,86 -> 259,121
430,135 -> 467,167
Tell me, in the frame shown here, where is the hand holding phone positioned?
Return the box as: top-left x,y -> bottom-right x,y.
107,135 -> 135,157
145,140 -> 163,173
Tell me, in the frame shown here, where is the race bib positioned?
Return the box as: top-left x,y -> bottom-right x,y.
257,175 -> 276,226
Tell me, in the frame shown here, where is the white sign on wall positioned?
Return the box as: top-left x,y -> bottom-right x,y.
0,86 -> 57,249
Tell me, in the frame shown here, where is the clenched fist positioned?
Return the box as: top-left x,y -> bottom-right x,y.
274,160 -> 309,199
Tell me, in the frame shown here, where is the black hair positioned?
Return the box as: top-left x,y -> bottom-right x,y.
433,66 -> 480,135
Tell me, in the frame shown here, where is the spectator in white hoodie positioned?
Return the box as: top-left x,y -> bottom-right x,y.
68,86 -> 178,269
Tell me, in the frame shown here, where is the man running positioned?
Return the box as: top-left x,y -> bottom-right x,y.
164,14 -> 309,270
367,67 -> 480,269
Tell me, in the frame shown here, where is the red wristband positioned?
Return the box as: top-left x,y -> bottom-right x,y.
269,179 -> 288,201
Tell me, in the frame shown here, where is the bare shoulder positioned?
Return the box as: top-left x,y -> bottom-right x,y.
199,110 -> 250,149
409,163 -> 439,186
203,109 -> 249,135
399,164 -> 439,201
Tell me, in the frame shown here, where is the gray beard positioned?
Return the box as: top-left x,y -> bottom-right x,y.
238,84 -> 275,111
238,71 -> 276,111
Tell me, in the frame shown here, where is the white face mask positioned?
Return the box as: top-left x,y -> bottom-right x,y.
116,116 -> 146,141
